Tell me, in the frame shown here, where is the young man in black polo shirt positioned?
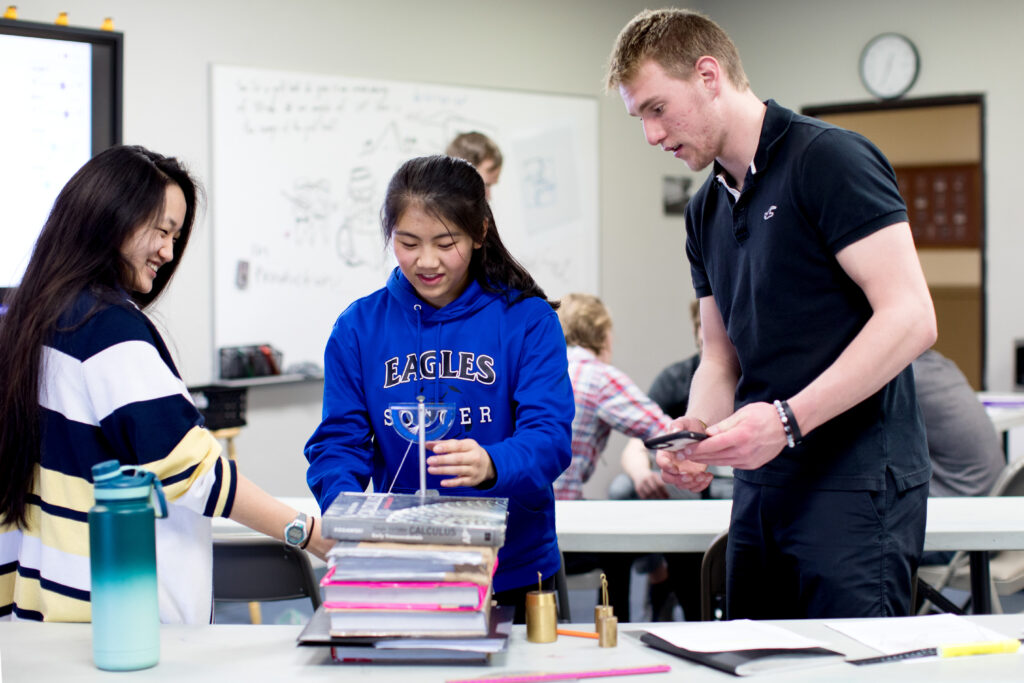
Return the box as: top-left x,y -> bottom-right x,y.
606,9 -> 937,619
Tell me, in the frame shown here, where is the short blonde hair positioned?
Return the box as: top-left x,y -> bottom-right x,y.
557,293 -> 612,355
446,132 -> 503,169
605,8 -> 749,92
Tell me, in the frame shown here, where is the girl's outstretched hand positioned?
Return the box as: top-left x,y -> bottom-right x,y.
426,438 -> 496,488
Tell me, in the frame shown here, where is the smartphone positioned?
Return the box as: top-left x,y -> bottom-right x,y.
643,429 -> 708,450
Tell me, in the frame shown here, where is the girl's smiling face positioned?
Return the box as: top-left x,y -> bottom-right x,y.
119,183 -> 186,293
392,203 -> 483,309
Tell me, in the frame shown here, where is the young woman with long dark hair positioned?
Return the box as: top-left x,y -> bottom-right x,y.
0,145 -> 332,622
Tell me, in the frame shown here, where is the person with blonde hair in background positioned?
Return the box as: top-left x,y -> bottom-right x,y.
555,292 -> 709,620
446,131 -> 503,200
616,299 -> 719,621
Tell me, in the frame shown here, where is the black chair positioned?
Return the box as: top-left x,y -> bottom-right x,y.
554,553 -> 573,623
700,531 -> 728,621
213,537 -> 322,623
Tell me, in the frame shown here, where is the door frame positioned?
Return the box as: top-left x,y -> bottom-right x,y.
803,94 -> 988,389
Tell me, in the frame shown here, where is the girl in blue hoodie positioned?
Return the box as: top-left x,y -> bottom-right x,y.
304,155 -> 574,620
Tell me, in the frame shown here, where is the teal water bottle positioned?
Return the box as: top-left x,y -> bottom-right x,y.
88,460 -> 168,671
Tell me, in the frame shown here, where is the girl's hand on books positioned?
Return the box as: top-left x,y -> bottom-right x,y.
426,438 -> 497,488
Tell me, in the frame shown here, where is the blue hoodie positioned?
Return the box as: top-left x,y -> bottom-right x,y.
305,268 -> 574,593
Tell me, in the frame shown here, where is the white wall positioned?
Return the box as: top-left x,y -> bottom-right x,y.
12,0 -> 1024,497
696,0 -> 1024,395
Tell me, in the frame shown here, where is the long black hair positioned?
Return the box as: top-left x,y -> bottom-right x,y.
380,154 -> 555,308
0,145 -> 200,528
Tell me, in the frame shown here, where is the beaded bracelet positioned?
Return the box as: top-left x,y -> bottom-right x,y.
772,399 -> 803,449
779,400 -> 803,444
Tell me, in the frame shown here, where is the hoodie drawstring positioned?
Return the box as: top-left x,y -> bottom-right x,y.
413,304 -> 424,396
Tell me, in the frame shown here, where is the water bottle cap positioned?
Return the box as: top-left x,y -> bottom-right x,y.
91,460 -> 121,480
90,461 -> 169,516
92,460 -> 153,500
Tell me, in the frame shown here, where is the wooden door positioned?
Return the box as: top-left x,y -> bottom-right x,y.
804,98 -> 986,389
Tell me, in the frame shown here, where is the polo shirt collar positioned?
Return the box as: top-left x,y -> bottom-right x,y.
712,99 -> 794,196
753,99 -> 794,173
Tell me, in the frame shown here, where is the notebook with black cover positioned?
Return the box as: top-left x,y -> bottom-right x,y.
639,632 -> 844,676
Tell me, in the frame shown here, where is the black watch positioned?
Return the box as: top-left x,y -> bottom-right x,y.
283,512 -> 310,547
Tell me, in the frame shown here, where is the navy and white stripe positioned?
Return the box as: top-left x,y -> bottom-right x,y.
1,291 -> 237,623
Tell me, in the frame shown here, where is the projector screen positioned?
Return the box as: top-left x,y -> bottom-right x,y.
0,19 -> 122,289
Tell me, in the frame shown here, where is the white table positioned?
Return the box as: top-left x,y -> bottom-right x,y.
215,497 -> 1024,614
988,406 -> 1024,436
248,496 -> 1024,555
555,498 -> 1024,554
4,616 -> 1024,682
980,393 -> 1024,431
556,497 -> 1024,614
980,392 -> 1024,456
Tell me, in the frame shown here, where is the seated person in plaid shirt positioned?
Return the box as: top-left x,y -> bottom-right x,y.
554,293 -> 709,620
616,299 -> 715,621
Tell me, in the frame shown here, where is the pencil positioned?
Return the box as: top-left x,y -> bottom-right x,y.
556,628 -> 600,639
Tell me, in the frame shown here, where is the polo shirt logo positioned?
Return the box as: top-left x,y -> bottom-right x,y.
763,205 -> 777,220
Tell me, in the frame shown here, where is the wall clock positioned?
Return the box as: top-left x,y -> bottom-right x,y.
859,33 -> 919,100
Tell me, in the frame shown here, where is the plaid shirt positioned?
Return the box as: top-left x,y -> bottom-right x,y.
553,345 -> 672,500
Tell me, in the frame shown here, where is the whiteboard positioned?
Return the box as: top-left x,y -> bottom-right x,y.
210,64 -> 599,372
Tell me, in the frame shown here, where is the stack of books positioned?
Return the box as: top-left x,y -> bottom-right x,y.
299,491 -> 510,664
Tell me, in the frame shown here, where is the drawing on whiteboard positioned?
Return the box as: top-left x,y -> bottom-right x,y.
364,109 -> 496,162
361,120 -> 421,156
336,166 -> 388,270
351,84 -> 389,113
515,127 -> 582,235
522,156 -> 558,209
518,251 -> 574,293
212,65 -> 597,371
282,178 -> 335,248
405,108 -> 494,152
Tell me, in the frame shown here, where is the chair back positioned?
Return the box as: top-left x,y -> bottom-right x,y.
700,530 -> 728,621
989,456 -> 1024,497
554,552 -> 573,623
213,538 -> 322,610
916,455 -> 1024,615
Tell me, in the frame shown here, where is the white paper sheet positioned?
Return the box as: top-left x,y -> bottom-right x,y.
825,613 -> 1011,655
645,619 -> 828,652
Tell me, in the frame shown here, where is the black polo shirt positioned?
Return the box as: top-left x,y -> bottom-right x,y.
685,100 -> 930,492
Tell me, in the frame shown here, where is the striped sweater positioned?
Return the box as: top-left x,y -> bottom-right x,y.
0,290 -> 237,623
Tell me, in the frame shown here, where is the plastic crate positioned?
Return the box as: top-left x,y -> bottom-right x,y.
189,385 -> 248,430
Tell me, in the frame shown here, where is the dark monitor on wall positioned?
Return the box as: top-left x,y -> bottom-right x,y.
1016,339 -> 1024,390
0,18 -> 122,298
